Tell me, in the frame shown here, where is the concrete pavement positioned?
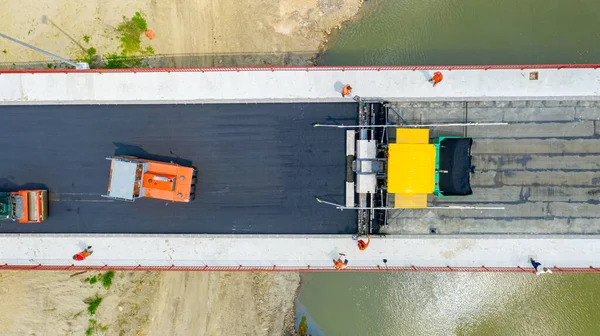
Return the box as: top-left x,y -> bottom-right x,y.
1,234 -> 598,269
1,67 -> 600,105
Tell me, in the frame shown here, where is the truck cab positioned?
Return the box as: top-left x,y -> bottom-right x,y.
0,190 -> 48,223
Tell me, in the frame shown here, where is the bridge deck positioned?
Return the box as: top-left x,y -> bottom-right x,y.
1,234 -> 598,270
0,103 -> 356,234
1,66 -> 599,104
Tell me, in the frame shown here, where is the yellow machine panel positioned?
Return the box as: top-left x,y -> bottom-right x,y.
387,143 -> 436,194
395,128 -> 429,144
393,193 -> 428,208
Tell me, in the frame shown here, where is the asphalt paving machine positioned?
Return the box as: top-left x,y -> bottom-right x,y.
315,100 -> 505,236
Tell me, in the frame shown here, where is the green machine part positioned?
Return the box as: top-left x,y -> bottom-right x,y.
433,136 -> 474,198
0,192 -> 13,221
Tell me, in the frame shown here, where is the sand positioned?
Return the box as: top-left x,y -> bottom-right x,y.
0,0 -> 363,68
0,271 -> 301,336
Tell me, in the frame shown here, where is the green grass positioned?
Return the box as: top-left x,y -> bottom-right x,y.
80,47 -> 97,67
84,271 -> 115,289
101,271 -> 115,289
85,320 -> 95,336
104,52 -> 142,68
84,274 -> 98,285
2,49 -> 6,54
83,35 -> 91,43
86,295 -> 103,315
85,319 -> 109,336
117,11 -> 148,55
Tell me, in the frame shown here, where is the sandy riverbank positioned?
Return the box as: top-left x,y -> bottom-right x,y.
0,0 -> 363,68
0,270 -> 301,335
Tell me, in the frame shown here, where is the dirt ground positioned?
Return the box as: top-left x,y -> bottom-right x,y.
0,0 -> 363,68
0,270 -> 301,336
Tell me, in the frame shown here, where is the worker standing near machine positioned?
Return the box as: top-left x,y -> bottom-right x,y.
358,236 -> 370,251
341,84 -> 352,97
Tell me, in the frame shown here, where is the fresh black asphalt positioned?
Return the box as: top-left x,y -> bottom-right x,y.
0,103 -> 356,234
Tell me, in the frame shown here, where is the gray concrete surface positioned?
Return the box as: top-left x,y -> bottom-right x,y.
3,68 -> 600,104
0,103 -> 356,234
387,100 -> 600,235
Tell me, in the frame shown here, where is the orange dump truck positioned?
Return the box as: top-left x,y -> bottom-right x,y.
102,156 -> 197,202
0,190 -> 48,223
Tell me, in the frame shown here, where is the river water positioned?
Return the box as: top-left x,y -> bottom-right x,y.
318,0 -> 600,66
297,1 -> 600,335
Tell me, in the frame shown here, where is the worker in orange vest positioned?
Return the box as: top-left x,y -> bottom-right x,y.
430,72 -> 443,87
341,84 -> 352,97
73,246 -> 93,261
333,253 -> 349,270
358,236 -> 370,251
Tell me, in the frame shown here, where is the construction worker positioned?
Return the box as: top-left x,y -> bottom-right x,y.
530,258 -> 553,275
341,84 -> 352,97
358,236 -> 370,251
73,246 -> 93,261
430,72 -> 443,87
333,253 -> 349,270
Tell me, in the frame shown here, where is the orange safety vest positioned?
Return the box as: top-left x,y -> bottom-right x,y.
358,237 -> 370,251
342,84 -> 352,96
73,251 -> 91,261
334,258 -> 348,270
432,72 -> 443,84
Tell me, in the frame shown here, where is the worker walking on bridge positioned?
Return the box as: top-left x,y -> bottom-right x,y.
333,253 -> 349,270
73,246 -> 93,261
429,72 -> 443,87
358,236 -> 370,251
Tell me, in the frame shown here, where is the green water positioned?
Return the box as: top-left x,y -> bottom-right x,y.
297,273 -> 600,335
298,1 -> 600,335
318,0 -> 600,65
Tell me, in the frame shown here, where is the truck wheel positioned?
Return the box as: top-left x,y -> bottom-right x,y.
192,169 -> 198,177
190,186 -> 196,194
191,177 -> 198,184
189,193 -> 195,201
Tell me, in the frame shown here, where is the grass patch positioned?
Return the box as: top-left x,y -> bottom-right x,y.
79,47 -> 97,67
104,52 -> 142,68
86,319 -> 109,336
2,49 -> 6,54
117,11 -> 147,55
85,295 -> 103,315
84,271 -> 114,289
83,35 -> 91,43
101,271 -> 115,289
84,274 -> 98,285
